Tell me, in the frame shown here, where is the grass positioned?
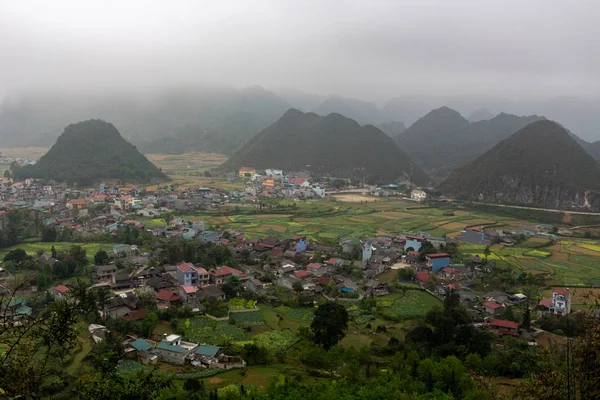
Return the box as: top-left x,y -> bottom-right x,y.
0,241 -> 112,261
66,336 -> 93,375
376,291 -> 442,320
230,311 -> 265,327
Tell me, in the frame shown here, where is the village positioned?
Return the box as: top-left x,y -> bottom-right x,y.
0,165 -> 578,377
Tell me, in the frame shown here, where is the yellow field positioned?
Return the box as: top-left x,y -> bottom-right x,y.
333,194 -> 378,202
0,147 -> 48,158
578,243 -> 600,252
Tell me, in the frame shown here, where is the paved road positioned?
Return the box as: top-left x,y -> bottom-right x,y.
471,202 -> 600,216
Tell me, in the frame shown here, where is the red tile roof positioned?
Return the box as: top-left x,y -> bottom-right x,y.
195,267 -> 208,275
210,266 -> 248,280
406,235 -> 426,241
157,289 -> 181,302
177,262 -> 195,273
55,285 -> 70,293
537,298 -> 553,308
407,251 -> 420,256
484,301 -> 504,310
326,258 -> 341,265
426,253 -> 450,259
490,319 -> 519,330
414,272 -> 430,283
181,285 -> 197,294
307,263 -> 321,269
294,270 -> 310,278
441,267 -> 456,274
553,288 -> 569,296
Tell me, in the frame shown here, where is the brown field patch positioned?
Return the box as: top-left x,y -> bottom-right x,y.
490,244 -> 504,250
377,229 -> 393,236
562,212 -> 573,224
257,224 -> 287,233
452,210 -> 471,216
255,214 -> 292,219
570,288 -> 600,304
446,231 -> 462,238
208,377 -> 224,384
434,220 -> 449,226
333,194 -> 378,202
535,331 -> 568,349
462,219 -> 496,226
441,222 -> 468,231
210,216 -> 230,224
569,246 -> 600,256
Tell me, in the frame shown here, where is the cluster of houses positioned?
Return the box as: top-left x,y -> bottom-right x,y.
238,167 -> 327,200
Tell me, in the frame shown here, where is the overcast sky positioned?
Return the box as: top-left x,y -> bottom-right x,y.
1,0 -> 599,101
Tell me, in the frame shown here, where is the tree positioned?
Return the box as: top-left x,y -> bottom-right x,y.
311,302 -> 349,349
522,307 -> 531,331
483,246 -> 491,262
41,226 -> 57,242
292,280 -> 304,293
503,306 -> 516,322
139,312 -> 159,337
94,249 -> 109,265
221,275 -> 243,298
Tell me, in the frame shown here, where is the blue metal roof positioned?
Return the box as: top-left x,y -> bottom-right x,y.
130,338 -> 153,352
195,344 -> 220,357
156,341 -> 187,353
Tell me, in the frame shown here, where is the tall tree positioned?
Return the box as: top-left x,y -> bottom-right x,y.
311,302 -> 349,349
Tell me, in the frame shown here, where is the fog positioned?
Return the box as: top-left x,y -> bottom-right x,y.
2,0 -> 600,101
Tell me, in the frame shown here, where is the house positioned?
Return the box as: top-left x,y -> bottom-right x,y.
112,244 -> 138,258
404,235 -> 426,251
156,334 -> 198,365
460,228 -> 490,245
414,271 -> 430,286
95,265 -> 117,284
189,217 -> 206,231
126,338 -> 158,365
326,258 -> 342,267
113,273 -> 134,289
291,235 -> 307,253
50,285 -> 70,300
483,301 -> 505,317
294,270 -> 310,279
66,198 -> 92,210
489,319 -> 519,336
176,262 -> 199,286
539,288 -> 572,315
439,267 -> 456,279
199,230 -> 220,244
88,324 -> 108,343
179,285 -> 198,306
209,266 -> 248,285
238,167 -> 256,177
198,285 -> 225,301
426,253 -> 450,273
156,289 -> 181,305
195,267 -> 210,286
245,278 -> 264,294
190,344 -> 246,369
362,240 -> 373,262
405,251 -> 421,264
0,297 -> 32,322
410,189 -> 427,202
552,288 -> 571,315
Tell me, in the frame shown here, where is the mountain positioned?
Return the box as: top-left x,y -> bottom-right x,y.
468,108 -> 494,122
12,119 -> 166,185
377,121 -> 405,137
312,97 -> 384,125
439,120 -> 600,211
222,109 -> 430,185
394,107 -> 545,179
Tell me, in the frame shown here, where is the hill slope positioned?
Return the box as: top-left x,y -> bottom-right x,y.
394,107 -> 545,179
222,109 -> 430,185
439,120 -> 600,211
13,120 -> 166,185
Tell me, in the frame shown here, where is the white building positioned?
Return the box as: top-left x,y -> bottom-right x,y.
552,288 -> 571,316
411,189 -> 427,202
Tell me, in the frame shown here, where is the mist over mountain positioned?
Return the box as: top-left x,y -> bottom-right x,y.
468,108 -> 494,122
222,109 -> 430,185
311,97 -> 384,125
439,120 -> 600,211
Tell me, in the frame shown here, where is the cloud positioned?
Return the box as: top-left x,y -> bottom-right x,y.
1,0 -> 599,100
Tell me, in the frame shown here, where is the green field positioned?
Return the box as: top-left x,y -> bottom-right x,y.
0,241 -> 113,262
376,290 -> 442,319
